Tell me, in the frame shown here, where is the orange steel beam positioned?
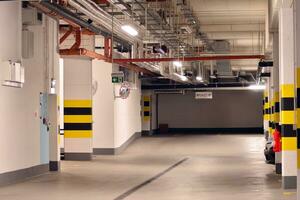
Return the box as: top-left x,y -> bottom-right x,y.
59,48 -> 155,75
59,27 -> 95,35
60,26 -> 73,44
70,28 -> 81,50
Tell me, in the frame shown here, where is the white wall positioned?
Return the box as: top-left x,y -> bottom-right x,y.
114,77 -> 141,147
0,1 -> 21,62
157,90 -> 263,129
0,16 -> 57,173
0,10 -> 59,173
92,60 -> 115,148
92,60 -> 142,149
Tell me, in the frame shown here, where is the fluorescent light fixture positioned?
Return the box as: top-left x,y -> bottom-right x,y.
121,25 -> 138,36
174,73 -> 188,81
173,61 -> 182,67
248,84 -> 266,90
196,76 -> 203,82
180,75 -> 188,81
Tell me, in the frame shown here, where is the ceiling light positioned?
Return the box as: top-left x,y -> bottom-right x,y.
173,61 -> 182,67
180,75 -> 188,81
248,84 -> 266,90
174,73 -> 188,82
121,25 -> 138,36
196,76 -> 203,82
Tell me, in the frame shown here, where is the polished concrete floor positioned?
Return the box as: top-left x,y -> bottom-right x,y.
0,134 -> 296,200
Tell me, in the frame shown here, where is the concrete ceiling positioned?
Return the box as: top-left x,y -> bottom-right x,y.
190,0 -> 268,71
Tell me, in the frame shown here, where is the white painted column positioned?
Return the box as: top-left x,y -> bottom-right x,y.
64,58 -> 93,160
279,5 -> 297,189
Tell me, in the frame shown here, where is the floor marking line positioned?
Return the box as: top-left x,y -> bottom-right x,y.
113,157 -> 189,200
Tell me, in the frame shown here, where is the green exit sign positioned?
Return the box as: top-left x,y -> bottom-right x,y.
112,76 -> 123,83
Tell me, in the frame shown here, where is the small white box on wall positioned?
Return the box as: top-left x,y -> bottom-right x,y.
1,60 -> 25,88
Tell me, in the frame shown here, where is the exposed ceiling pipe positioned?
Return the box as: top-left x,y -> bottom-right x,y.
39,1 -> 130,46
59,26 -> 155,76
67,0 -> 139,43
112,55 -> 265,63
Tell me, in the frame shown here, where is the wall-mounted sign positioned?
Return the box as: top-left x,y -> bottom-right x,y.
111,72 -> 124,83
195,91 -> 212,99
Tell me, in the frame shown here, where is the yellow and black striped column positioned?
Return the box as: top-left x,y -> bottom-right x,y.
143,96 -> 151,122
297,67 -> 300,195
263,90 -> 270,138
296,0 -> 300,196
272,32 -> 281,174
279,5 -> 296,189
63,58 -> 93,160
274,91 -> 281,173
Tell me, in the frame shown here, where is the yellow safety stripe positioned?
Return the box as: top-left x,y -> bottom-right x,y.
64,130 -> 93,138
281,84 -> 295,98
64,100 -> 92,108
297,68 -> 300,88
143,96 -> 150,101
264,114 -> 270,120
64,115 -> 92,123
144,107 -> 150,112
144,116 -> 150,121
273,113 -> 280,123
282,137 -> 297,151
281,111 -> 295,124
274,92 -> 279,101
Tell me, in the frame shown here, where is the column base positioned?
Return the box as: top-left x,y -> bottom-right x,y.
64,153 -> 92,161
282,176 -> 297,189
49,161 -> 60,171
275,163 -> 282,174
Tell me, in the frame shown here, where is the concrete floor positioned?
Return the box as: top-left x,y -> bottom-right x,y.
0,134 -> 296,200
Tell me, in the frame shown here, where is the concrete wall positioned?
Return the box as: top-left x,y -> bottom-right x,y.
0,15 -> 59,173
157,90 -> 263,129
92,60 -> 115,148
92,59 -> 141,151
114,76 -> 141,148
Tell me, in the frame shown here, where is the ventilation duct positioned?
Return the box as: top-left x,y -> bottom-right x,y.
212,40 -> 233,77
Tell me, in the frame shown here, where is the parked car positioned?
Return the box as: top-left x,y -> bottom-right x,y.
264,135 -> 275,164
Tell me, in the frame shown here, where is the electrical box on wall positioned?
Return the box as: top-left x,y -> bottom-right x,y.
22,7 -> 42,26
22,30 -> 34,59
1,61 -> 25,88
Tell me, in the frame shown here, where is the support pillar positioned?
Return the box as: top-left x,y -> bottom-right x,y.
263,83 -> 270,139
63,58 -> 93,160
49,94 -> 60,170
263,80 -> 270,139
273,32 -> 281,174
295,0 -> 300,197
279,5 -> 297,189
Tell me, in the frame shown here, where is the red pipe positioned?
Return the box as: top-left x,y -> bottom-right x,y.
112,55 -> 265,63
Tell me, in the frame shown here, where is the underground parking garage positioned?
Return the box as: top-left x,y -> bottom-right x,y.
0,0 -> 299,199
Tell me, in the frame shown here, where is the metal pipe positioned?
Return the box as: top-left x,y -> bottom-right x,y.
59,48 -> 156,75
112,55 -> 265,63
72,0 -> 140,43
39,1 -> 129,45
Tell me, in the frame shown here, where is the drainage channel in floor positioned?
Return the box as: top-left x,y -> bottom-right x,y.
114,157 -> 189,200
